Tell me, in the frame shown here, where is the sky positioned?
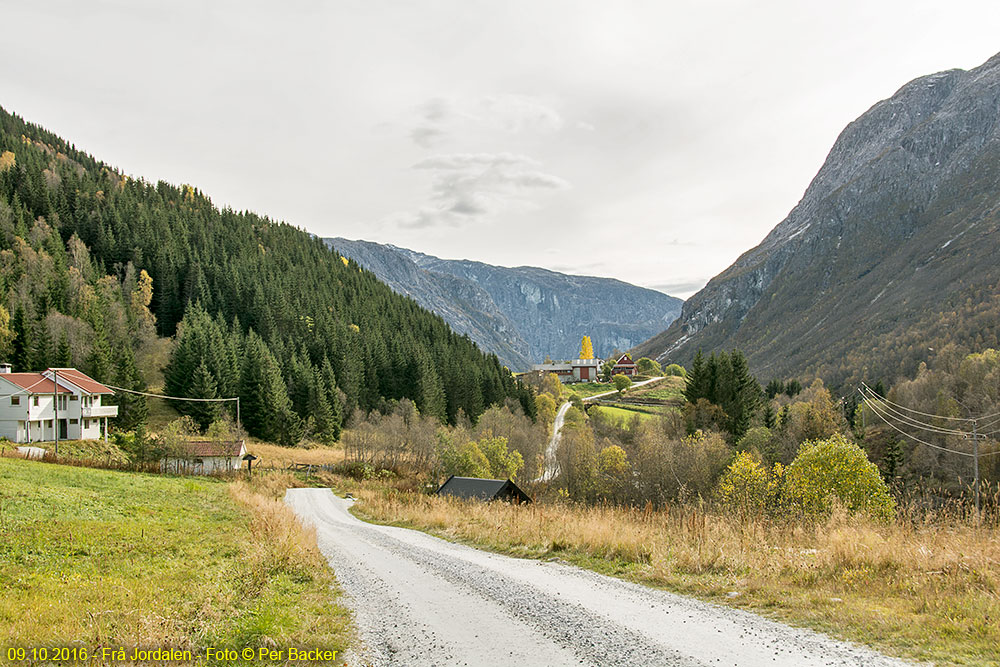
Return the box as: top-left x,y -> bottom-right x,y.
3,1 -> 1000,298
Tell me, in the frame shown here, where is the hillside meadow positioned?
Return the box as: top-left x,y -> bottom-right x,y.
0,457 -> 350,663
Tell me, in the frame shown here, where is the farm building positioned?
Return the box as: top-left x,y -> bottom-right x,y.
530,358 -> 603,383
161,440 -> 247,475
0,366 -> 118,443
436,476 -> 532,503
611,353 -> 638,377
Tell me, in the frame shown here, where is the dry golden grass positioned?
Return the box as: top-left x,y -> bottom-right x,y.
246,441 -> 346,467
352,487 -> 1000,666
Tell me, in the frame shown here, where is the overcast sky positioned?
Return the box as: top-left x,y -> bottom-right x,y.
3,1 -> 1000,298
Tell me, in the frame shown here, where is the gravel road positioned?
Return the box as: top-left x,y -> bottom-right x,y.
286,488 -> 912,667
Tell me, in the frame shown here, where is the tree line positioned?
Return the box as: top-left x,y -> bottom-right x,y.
0,106 -> 535,443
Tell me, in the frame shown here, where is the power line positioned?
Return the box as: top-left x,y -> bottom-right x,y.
0,375 -> 62,399
862,381 -> 1000,423
858,386 -> 969,435
103,384 -> 239,403
859,389 -> 975,458
860,382 -> 976,422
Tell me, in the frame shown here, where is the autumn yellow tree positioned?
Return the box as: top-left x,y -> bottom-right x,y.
579,335 -> 594,359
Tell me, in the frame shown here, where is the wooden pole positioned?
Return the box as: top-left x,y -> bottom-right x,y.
53,369 -> 59,455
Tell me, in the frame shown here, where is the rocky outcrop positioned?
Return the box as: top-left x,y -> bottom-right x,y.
634,52 -> 1000,387
327,238 -> 682,370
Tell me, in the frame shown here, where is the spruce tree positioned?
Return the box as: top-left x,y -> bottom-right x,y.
11,306 -> 30,371
684,350 -> 708,403
239,331 -> 299,445
189,360 -> 221,431
55,331 -> 72,367
111,345 -> 148,430
725,350 -> 761,442
31,319 -> 53,371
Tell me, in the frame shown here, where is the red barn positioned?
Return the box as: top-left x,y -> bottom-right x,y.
611,353 -> 638,377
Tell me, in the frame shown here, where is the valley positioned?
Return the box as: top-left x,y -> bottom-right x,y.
2,22 -> 1000,667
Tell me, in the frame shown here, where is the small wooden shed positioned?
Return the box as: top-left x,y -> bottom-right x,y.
436,476 -> 532,503
161,440 -> 247,475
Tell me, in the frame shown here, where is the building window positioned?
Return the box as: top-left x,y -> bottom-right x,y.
70,418 -> 78,425
70,395 -> 78,401
11,396 -> 19,406
45,420 -> 52,428
33,396 -> 39,406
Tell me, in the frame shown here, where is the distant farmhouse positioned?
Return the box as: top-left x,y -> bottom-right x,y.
0,366 -> 118,443
162,440 -> 248,475
531,358 -> 603,383
612,353 -> 638,377
436,476 -> 532,503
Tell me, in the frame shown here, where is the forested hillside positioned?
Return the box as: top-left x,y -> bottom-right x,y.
0,107 -> 534,444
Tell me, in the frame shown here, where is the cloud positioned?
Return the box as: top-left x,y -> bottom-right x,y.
393,152 -> 570,229
647,280 -> 705,296
408,94 -> 564,147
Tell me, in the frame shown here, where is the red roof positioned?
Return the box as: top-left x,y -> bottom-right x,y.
47,368 -> 114,394
175,440 -> 246,458
0,368 -> 114,395
615,354 -> 636,366
1,373 -> 69,394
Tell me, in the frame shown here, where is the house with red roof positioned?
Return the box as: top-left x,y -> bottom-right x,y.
0,365 -> 118,443
611,353 -> 638,377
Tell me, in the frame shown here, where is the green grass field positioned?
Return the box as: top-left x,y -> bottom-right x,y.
591,404 -> 661,423
0,438 -> 130,463
0,458 -> 349,663
564,382 -> 613,399
630,376 -> 686,401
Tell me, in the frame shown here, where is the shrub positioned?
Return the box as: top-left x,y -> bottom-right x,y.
781,433 -> 895,520
717,451 -> 783,519
663,363 -> 687,378
717,452 -> 768,518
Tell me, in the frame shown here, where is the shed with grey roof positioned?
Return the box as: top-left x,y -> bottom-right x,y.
436,476 -> 532,503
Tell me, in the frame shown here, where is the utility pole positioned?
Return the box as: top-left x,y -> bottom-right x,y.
965,419 -> 986,521
53,368 -> 59,456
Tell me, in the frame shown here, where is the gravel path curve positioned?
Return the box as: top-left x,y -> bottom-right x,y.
286,488 -> 914,667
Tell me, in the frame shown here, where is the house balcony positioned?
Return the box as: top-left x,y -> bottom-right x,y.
83,405 -> 118,418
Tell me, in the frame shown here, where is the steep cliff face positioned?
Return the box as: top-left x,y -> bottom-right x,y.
327,238 -> 682,369
634,52 -> 1000,387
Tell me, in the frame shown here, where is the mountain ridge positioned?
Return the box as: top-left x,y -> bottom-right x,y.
326,238 -> 682,369
633,52 -> 1000,387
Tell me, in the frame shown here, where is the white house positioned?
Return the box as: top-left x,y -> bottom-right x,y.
531,358 -> 604,383
0,365 -> 118,443
161,440 -> 247,475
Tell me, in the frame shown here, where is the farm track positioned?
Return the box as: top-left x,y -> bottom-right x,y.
286,488 -> 913,667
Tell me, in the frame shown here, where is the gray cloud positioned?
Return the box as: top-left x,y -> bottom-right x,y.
408,94 -> 563,148
395,152 -> 570,229
647,281 -> 706,296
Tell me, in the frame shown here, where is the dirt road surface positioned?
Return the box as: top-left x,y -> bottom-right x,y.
286,488 -> 911,667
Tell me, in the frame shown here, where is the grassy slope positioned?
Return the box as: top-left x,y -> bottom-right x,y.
563,382 -> 613,399
348,485 -> 1000,667
0,458 -> 349,662
591,405 -> 660,423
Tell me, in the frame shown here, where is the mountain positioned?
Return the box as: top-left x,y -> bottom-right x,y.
0,107 -> 535,441
634,52 -> 1000,388
326,238 -> 683,369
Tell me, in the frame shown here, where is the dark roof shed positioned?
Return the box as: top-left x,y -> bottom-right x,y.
436,476 -> 532,503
